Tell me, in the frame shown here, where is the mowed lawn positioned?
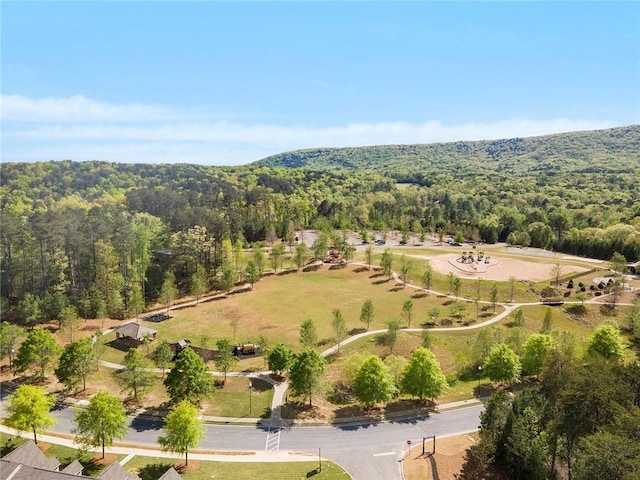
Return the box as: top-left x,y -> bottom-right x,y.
138,264 -> 463,352
124,457 -> 351,480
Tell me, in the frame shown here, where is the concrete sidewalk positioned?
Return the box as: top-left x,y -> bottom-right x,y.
0,424 -> 317,463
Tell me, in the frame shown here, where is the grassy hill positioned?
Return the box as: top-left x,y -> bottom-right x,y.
254,125 -> 640,181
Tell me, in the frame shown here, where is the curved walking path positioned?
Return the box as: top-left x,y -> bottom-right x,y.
4,260 -> 634,479
96,260 -> 634,429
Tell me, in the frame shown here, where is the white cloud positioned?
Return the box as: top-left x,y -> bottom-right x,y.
1,94 -> 620,165
1,94 -> 177,122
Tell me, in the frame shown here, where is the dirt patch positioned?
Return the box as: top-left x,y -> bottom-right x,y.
426,253 -> 589,282
175,460 -> 199,474
403,433 -> 476,480
37,441 -> 52,453
92,453 -> 119,466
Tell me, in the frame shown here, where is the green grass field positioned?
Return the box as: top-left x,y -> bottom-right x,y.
81,252 -> 636,418
122,456 -> 350,480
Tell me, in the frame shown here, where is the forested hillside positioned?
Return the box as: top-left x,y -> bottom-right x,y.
1,126 -> 639,320
257,125 -> 640,177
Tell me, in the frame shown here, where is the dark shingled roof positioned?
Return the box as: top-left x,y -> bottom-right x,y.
158,467 -> 183,480
97,462 -> 141,480
60,459 -> 84,475
2,440 -> 60,471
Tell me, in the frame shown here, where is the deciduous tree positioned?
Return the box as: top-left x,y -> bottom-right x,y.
422,262 -> 433,294
0,321 -> 24,367
331,309 -> 347,351
359,299 -> 375,330
384,318 -> 401,354
490,282 -> 499,312
14,327 -> 62,380
190,269 -> 208,304
267,343 -> 293,376
55,337 -> 95,392
214,338 -> 238,384
521,334 -> 553,377
5,385 -> 56,444
380,248 -> 393,279
353,356 -> 397,407
288,348 -> 325,406
401,347 -> 447,401
485,343 -> 521,385
159,270 -> 178,312
294,242 -> 309,270
74,390 -> 128,458
59,305 -> 81,342
586,323 -> 626,362
158,400 -> 205,466
116,347 -> 156,400
399,254 -> 413,287
401,299 -> 414,328
151,340 -> 173,379
245,259 -> 261,288
164,347 -> 214,404
364,246 -> 373,270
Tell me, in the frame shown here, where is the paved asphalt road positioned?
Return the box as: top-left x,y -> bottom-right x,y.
46,403 -> 483,479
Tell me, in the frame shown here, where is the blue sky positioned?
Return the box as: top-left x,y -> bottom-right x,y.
2,1 -> 639,165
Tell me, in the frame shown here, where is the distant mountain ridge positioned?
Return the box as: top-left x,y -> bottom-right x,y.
254,125 -> 640,178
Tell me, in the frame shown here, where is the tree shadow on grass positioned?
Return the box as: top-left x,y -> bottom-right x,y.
348,327 -> 367,336
412,292 -> 428,299
354,266 -> 368,273
76,455 -> 115,477
137,463 -> 174,480
373,278 -> 391,285
370,272 -> 385,279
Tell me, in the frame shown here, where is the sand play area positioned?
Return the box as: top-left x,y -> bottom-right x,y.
412,253 -> 591,283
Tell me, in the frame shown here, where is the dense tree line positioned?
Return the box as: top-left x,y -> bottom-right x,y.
459,320 -> 640,480
2,126 -> 639,319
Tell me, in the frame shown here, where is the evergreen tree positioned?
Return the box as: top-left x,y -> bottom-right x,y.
299,318 -> 318,347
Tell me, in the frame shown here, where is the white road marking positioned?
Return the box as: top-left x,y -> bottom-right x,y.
373,452 -> 396,457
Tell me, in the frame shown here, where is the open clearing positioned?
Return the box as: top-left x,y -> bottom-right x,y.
404,251 -> 592,282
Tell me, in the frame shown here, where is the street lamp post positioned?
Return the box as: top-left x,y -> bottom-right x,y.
248,381 -> 253,414
10,348 -> 15,375
477,365 -> 482,387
